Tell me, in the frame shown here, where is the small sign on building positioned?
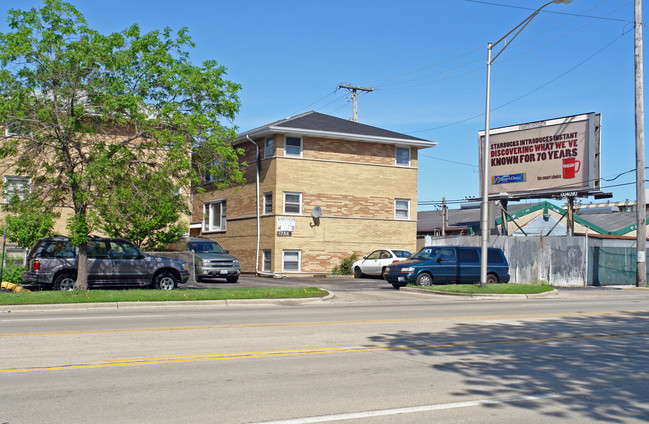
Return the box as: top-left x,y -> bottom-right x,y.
277,217 -> 296,232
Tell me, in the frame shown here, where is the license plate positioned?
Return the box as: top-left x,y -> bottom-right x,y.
398,277 -> 405,282
220,270 -> 228,275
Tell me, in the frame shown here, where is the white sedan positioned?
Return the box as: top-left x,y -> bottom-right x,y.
352,249 -> 412,278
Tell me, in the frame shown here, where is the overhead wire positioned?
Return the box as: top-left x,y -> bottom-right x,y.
464,0 -> 632,23
408,26 -> 630,135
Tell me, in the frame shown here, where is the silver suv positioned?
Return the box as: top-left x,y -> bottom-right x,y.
22,236 -> 190,290
165,237 -> 240,283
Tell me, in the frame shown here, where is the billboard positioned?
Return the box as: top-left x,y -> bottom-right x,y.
478,113 -> 601,199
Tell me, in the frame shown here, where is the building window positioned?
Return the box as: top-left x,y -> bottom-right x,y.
285,136 -> 302,157
203,200 -> 226,232
263,250 -> 272,272
395,199 -> 410,220
264,192 -> 273,214
282,250 -> 301,272
3,176 -> 30,201
204,160 -> 227,184
283,192 -> 302,214
396,146 -> 411,166
264,136 -> 274,159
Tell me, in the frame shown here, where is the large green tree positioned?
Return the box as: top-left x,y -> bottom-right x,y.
0,0 -> 244,290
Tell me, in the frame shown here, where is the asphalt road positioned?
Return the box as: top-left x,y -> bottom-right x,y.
3,277 -> 649,423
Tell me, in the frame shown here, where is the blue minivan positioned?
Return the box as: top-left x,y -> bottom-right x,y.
383,246 -> 510,289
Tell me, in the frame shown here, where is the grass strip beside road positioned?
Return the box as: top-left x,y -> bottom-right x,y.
410,283 -> 554,294
0,287 -> 328,305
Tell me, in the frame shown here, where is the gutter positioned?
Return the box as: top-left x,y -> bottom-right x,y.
245,135 -> 284,279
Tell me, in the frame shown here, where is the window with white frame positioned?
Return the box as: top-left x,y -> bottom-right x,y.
263,250 -> 272,272
204,160 -> 227,184
203,200 -> 226,232
395,146 -> 411,166
264,136 -> 274,159
283,192 -> 302,214
3,176 -> 30,201
395,199 -> 410,220
264,192 -> 273,214
282,250 -> 301,272
284,136 -> 302,157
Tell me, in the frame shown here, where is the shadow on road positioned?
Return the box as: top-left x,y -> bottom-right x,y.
367,312 -> 649,422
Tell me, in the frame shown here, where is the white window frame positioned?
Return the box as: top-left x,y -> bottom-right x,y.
4,176 -> 30,201
395,199 -> 410,220
284,136 -> 303,157
283,192 -> 302,215
282,249 -> 301,272
203,200 -> 226,232
204,160 -> 218,184
264,192 -> 273,215
264,136 -> 274,159
262,249 -> 272,272
395,146 -> 411,166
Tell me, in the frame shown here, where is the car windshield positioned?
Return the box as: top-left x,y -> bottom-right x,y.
411,247 -> 441,260
188,241 -> 225,253
393,250 -> 412,258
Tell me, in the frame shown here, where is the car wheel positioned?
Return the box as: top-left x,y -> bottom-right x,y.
54,272 -> 76,291
155,271 -> 178,290
415,273 -> 433,286
353,266 -> 364,278
226,276 -> 239,284
487,273 -> 499,284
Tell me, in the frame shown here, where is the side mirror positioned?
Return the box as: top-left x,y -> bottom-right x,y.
224,250 -> 229,254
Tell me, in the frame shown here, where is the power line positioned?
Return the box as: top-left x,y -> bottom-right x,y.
464,0 -> 632,23
408,29 -> 629,135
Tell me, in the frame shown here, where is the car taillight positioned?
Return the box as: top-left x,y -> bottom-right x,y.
32,260 -> 40,270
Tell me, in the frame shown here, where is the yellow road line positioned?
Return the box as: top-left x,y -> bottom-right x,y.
2,309 -> 649,338
2,331 -> 649,374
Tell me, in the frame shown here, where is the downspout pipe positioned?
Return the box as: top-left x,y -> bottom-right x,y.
245,135 -> 284,278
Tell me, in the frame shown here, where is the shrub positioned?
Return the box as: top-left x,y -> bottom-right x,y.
2,266 -> 25,284
332,253 -> 358,275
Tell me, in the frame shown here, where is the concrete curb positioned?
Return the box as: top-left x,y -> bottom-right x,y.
0,289 -> 335,312
401,287 -> 559,299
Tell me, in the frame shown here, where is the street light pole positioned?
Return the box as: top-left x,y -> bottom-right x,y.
480,0 -> 573,287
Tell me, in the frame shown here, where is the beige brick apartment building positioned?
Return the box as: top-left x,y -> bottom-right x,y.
190,111 -> 436,275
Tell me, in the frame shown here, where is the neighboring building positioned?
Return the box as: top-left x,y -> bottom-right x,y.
191,111 -> 436,275
418,200 -> 649,248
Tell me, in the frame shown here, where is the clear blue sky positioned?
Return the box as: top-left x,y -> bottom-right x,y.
0,0 -> 643,210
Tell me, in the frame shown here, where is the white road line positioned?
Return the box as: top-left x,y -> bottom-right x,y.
1,314 -> 168,322
251,393 -> 561,424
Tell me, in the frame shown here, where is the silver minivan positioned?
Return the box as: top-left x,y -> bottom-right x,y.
164,236 -> 240,283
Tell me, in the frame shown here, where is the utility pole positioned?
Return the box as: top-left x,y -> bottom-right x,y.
635,0 -> 646,287
338,84 -> 374,122
442,197 -> 447,237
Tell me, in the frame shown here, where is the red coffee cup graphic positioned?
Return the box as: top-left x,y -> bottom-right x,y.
562,157 -> 581,179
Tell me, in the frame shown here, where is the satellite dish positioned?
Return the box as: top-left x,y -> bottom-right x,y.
312,206 -> 322,219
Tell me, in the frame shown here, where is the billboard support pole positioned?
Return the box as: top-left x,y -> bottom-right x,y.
500,200 -> 508,235
566,197 -> 575,236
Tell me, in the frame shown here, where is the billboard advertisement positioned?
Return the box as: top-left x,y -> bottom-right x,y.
478,113 -> 601,198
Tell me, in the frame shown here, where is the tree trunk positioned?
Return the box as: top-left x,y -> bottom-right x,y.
74,241 -> 89,291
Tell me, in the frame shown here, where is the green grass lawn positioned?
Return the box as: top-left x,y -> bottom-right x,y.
0,287 -> 328,305
408,283 -> 554,294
